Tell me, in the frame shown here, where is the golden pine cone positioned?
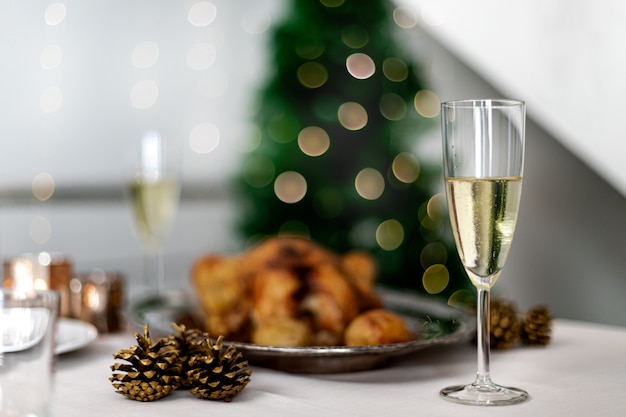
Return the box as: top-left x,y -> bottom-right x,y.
490,298 -> 521,350
186,336 -> 252,402
521,305 -> 552,346
110,324 -> 181,401
170,323 -> 209,389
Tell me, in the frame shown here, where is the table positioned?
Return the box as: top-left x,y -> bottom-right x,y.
52,319 -> 626,417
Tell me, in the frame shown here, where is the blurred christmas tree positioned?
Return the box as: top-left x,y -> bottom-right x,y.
235,0 -> 470,302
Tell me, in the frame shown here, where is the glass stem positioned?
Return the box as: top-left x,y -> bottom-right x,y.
141,249 -> 163,293
141,251 -> 151,290
475,288 -> 492,386
157,246 -> 165,293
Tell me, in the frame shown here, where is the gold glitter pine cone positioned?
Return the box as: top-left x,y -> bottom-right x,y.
521,305 -> 552,346
170,323 -> 209,389
110,324 -> 182,402
186,335 -> 252,402
490,298 -> 521,350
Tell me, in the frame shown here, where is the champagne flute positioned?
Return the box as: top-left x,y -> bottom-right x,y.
128,131 -> 180,293
439,99 -> 528,405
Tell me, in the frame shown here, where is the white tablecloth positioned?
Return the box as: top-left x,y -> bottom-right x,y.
52,319 -> 626,417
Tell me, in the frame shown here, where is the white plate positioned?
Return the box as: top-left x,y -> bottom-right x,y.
55,318 -> 98,355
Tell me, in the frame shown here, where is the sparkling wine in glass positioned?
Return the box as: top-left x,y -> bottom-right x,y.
128,131 -> 180,293
440,99 -> 529,405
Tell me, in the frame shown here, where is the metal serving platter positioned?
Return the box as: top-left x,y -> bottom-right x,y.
128,288 -> 475,373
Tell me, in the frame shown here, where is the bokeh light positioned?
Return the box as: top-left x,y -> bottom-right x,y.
40,45 -> 63,70
189,122 -> 220,154
448,289 -> 475,310
187,43 -> 216,70
414,90 -> 440,118
382,57 -> 409,82
40,86 -> 63,113
355,167 -> 385,200
320,0 -> 345,7
29,216 -> 52,245
132,42 -> 159,69
346,53 -> 375,79
45,3 -> 66,26
130,80 -> 158,109
421,5 -> 445,26
241,10 -> 272,34
341,25 -> 369,49
297,126 -> 330,157
426,193 -> 446,226
187,1 -> 217,27
295,40 -> 324,59
297,62 -> 328,88
380,93 -> 407,121
422,264 -> 450,294
392,152 -> 420,183
420,242 -> 448,269
338,102 -> 368,131
392,7 -> 417,28
32,172 -> 55,201
376,219 -> 404,251
350,218 -> 379,247
274,171 -> 307,204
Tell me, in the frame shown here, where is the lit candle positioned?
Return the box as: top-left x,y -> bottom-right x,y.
4,253 -> 73,316
3,254 -> 49,292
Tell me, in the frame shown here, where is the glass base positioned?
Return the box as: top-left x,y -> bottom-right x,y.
440,381 -> 529,406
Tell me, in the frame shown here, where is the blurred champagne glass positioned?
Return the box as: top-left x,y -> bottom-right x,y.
128,131 -> 180,293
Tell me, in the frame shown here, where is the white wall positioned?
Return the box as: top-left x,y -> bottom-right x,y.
400,0 -> 626,198
0,0 -> 283,190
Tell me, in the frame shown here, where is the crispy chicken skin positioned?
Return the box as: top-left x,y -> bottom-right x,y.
344,308 -> 412,346
191,236 -> 411,346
